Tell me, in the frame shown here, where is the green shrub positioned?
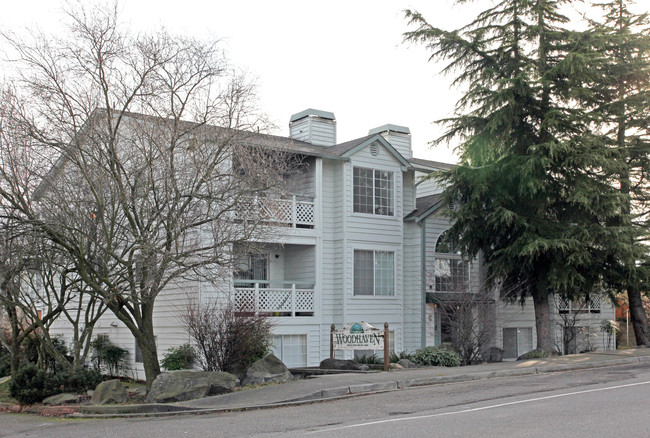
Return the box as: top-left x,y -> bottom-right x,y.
9,364 -> 56,404
50,367 -> 103,394
412,346 -> 461,367
390,351 -> 414,363
90,336 -> 128,376
161,344 -> 196,370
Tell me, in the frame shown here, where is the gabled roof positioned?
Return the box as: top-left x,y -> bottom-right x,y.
325,134 -> 411,167
404,193 -> 445,222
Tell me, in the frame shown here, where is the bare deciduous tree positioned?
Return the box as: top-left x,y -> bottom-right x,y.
0,2 -> 298,389
183,298 -> 273,374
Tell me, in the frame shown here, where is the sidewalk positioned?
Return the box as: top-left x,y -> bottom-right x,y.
72,347 -> 650,418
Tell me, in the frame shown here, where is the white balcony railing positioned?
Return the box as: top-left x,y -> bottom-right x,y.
234,282 -> 315,317
257,195 -> 315,228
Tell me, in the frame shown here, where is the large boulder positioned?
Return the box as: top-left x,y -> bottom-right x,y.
43,393 -> 79,405
319,358 -> 369,371
146,370 -> 238,403
517,349 -> 550,361
242,354 -> 292,386
91,379 -> 128,405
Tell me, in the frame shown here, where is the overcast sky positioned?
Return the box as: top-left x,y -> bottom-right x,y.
3,1 -> 645,164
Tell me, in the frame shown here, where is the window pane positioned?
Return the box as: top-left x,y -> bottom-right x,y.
434,258 -> 469,292
374,251 -> 394,296
354,250 -> 374,295
271,335 -> 307,368
353,167 -> 373,214
374,170 -> 393,216
353,167 -> 393,216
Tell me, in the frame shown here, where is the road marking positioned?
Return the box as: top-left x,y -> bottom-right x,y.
306,380 -> 650,434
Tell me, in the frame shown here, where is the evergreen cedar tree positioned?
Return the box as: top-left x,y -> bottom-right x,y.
405,0 -> 650,351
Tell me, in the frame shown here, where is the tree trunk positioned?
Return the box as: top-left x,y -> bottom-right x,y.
6,302 -> 22,377
137,329 -> 161,391
135,302 -> 161,391
627,286 -> 648,346
9,340 -> 21,377
532,289 -> 553,352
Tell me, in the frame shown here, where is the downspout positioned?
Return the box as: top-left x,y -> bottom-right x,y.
419,219 -> 427,348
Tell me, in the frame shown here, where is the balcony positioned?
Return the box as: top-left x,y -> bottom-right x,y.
234,281 -> 315,317
257,195 -> 315,229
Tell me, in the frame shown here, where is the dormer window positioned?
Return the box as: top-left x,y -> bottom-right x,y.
353,167 -> 394,216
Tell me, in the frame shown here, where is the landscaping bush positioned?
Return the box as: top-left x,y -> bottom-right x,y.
50,367 -> 103,394
183,299 -> 273,374
8,364 -> 103,405
9,364 -> 56,404
161,344 -> 196,370
412,346 -> 461,367
390,351 -> 414,363
90,335 -> 128,376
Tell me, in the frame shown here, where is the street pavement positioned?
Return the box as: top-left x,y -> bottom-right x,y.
72,347 -> 650,418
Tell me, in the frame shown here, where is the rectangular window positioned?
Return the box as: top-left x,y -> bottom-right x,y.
433,258 -> 470,292
353,167 -> 394,216
272,334 -> 307,368
354,250 -> 395,296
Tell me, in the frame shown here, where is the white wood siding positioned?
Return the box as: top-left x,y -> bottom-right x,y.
284,245 -> 316,286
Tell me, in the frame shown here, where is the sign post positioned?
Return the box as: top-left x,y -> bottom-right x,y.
330,322 -> 390,371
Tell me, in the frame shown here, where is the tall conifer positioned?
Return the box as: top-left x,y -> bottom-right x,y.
405,0 -> 625,351
587,0 -> 650,345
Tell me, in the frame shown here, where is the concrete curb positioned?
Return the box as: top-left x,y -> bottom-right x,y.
4,355 -> 649,419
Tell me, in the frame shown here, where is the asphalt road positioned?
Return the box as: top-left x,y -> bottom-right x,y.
2,362 -> 649,437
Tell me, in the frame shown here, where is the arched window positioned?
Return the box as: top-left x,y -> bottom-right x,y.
435,230 -> 461,255
432,230 -> 469,292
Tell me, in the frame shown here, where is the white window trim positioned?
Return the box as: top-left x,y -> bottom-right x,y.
352,166 -> 395,217
353,249 -> 396,297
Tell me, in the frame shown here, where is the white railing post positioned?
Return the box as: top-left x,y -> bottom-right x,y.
291,195 -> 297,228
254,283 -> 260,315
291,283 -> 296,317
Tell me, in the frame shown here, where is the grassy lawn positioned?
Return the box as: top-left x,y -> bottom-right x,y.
0,379 -> 17,404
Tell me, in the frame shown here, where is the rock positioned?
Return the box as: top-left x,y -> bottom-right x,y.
389,363 -> 403,370
242,354 -> 292,386
43,393 -> 79,405
146,371 -> 238,403
486,347 -> 504,363
91,379 -> 128,405
397,359 -> 418,368
319,358 -> 369,371
516,349 -> 550,361
86,389 -> 94,397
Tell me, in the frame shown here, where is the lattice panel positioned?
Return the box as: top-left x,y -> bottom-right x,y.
589,296 -> 601,311
295,290 -> 314,311
296,202 -> 315,225
262,200 -> 292,223
557,296 -> 570,311
235,289 -> 256,311
259,289 -> 292,311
